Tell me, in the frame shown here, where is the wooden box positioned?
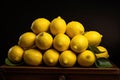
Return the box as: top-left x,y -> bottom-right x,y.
0,64 -> 120,80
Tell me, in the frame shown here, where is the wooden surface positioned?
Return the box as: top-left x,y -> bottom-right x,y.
0,64 -> 120,80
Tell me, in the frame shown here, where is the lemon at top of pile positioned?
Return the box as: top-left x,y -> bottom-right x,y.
66,21 -> 85,38
31,18 -> 50,34
50,16 -> 67,35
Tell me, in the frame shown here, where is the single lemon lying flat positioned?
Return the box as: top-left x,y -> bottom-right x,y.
43,49 -> 59,66
8,45 -> 24,63
84,31 -> 103,46
78,50 -> 96,67
23,49 -> 42,66
59,50 -> 77,67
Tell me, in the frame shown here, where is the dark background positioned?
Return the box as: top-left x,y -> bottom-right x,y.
1,1 -> 120,67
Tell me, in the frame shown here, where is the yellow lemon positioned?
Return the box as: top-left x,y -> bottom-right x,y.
23,49 -> 42,66
70,34 -> 88,53
84,31 -> 103,46
66,21 -> 85,38
8,45 -> 24,63
50,16 -> 67,35
59,50 -> 77,67
53,33 -> 70,51
43,49 -> 59,66
95,46 -> 109,59
18,32 -> 36,50
35,32 -> 53,50
31,18 -> 50,34
78,50 -> 96,67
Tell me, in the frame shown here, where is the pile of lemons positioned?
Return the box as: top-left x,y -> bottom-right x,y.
6,16 -> 109,67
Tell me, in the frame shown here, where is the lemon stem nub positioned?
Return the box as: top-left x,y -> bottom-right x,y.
40,32 -> 44,36
57,16 -> 61,19
49,59 -> 53,64
58,42 -> 63,46
73,46 -> 78,50
86,55 -> 90,59
63,59 -> 68,65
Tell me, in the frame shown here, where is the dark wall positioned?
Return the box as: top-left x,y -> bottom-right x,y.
1,1 -> 120,67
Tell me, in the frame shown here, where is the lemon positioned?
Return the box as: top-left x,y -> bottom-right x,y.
18,32 -> 36,50
43,49 -> 59,66
50,16 -> 67,35
31,18 -> 50,34
35,32 -> 53,50
23,49 -> 42,66
84,31 -> 103,46
53,33 -> 70,51
59,50 -> 77,67
70,34 -> 88,53
8,45 -> 24,63
66,21 -> 85,38
95,46 -> 109,59
78,50 -> 96,67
